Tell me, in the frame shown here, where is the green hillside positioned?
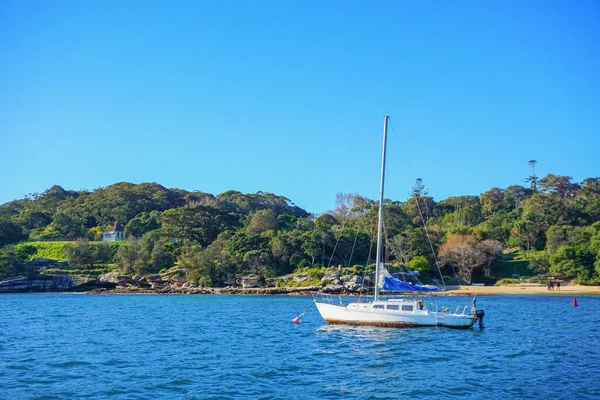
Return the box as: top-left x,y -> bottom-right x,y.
495,250 -> 535,278
18,241 -> 127,261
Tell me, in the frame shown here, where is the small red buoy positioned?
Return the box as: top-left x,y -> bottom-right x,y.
573,297 -> 578,307
292,316 -> 301,324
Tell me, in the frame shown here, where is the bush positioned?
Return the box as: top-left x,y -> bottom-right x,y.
409,256 -> 430,272
495,278 -> 521,285
306,268 -> 324,280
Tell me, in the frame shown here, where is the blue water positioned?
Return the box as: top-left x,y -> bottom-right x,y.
1,294 -> 599,399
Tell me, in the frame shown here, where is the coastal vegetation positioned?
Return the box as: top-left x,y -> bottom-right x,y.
1,174 -> 600,286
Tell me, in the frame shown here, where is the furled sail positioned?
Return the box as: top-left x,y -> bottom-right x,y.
379,267 -> 439,292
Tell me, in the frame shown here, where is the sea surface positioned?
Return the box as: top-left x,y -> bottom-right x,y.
1,293 -> 599,399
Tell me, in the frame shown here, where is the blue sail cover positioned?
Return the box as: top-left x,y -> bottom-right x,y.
381,275 -> 439,292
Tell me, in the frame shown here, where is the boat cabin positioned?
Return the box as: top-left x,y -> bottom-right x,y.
347,299 -> 426,313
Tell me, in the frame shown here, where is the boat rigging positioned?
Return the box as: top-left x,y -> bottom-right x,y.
312,115 -> 485,329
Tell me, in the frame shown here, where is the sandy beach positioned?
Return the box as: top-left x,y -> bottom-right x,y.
442,284 -> 600,295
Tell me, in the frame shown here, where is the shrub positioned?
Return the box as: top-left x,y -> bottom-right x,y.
495,278 -> 521,285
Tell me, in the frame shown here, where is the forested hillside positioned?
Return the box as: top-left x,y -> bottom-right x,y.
1,174 -> 600,285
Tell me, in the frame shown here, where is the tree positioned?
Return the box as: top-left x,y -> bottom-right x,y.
0,245 -> 36,278
216,190 -> 308,218
529,251 -> 550,274
179,240 -> 235,286
77,182 -> 185,227
511,195 -> 553,252
476,211 -> 513,242
439,196 -> 483,228
331,192 -> 359,226
581,178 -> 600,197
92,242 -> 113,265
301,230 -> 323,267
314,213 -> 339,229
0,219 -> 27,247
405,227 -> 438,261
65,239 -> 94,268
243,249 -> 273,277
383,201 -> 411,237
538,174 -> 580,199
64,240 -> 112,269
161,205 -> 239,246
389,234 -> 412,266
149,242 -> 175,273
549,244 -> 595,282
411,178 -> 428,197
408,256 -> 430,273
15,209 -> 52,230
115,236 -> 149,275
525,160 -> 538,192
545,225 -> 581,254
480,187 -> 505,216
246,209 -> 278,234
50,211 -> 86,240
332,227 -> 370,268
477,239 -> 503,277
503,185 -> 532,209
124,211 -> 161,238
439,234 -> 486,284
405,196 -> 435,225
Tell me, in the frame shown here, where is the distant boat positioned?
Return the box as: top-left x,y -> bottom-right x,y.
314,115 -> 483,328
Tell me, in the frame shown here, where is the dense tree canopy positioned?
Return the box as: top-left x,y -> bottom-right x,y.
1,175 -> 600,284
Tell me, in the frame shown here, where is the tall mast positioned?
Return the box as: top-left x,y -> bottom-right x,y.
374,115 -> 389,302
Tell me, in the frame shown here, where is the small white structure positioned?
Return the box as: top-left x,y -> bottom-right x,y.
102,224 -> 125,242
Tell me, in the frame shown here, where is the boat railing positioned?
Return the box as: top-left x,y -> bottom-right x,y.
453,305 -> 469,315
311,292 -> 333,304
311,292 -> 344,305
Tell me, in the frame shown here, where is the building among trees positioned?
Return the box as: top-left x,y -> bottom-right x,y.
102,224 -> 125,242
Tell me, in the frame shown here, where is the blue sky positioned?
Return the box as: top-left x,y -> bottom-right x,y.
1,1 -> 599,213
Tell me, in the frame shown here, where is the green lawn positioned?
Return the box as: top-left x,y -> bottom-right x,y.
17,241 -> 127,261
41,264 -> 119,278
495,250 -> 535,278
19,241 -> 73,260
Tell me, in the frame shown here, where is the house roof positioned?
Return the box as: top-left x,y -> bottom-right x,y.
105,224 -> 125,233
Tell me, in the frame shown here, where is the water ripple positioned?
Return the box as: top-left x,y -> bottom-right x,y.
1,294 -> 599,399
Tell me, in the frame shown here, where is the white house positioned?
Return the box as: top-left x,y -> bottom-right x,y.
102,224 -> 126,242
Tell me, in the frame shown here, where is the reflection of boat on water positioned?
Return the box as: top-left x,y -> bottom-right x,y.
313,115 -> 484,329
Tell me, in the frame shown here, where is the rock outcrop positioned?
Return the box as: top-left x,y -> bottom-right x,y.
0,275 -> 110,293
1,270 -> 374,295
342,274 -> 364,292
98,273 -> 133,286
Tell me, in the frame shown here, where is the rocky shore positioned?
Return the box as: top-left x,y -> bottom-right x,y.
4,271 -> 598,295
0,269 -> 369,295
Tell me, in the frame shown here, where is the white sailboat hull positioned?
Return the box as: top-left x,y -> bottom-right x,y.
315,301 -> 475,328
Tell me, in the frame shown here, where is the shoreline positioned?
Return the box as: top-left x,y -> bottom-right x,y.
441,284 -> 600,295
75,284 -> 600,296
2,274 -> 600,295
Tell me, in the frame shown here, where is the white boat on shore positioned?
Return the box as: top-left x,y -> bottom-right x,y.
313,115 -> 484,329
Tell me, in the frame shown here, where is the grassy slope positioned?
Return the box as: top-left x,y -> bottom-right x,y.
16,241 -> 124,278
23,241 -> 72,260
495,250 -> 535,278
21,241 -> 126,261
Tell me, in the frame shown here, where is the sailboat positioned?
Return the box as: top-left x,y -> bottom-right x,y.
313,115 -> 483,328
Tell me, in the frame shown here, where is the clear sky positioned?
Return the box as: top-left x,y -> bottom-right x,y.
1,1 -> 599,213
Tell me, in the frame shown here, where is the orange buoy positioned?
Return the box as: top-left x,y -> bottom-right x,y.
573,297 -> 578,307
